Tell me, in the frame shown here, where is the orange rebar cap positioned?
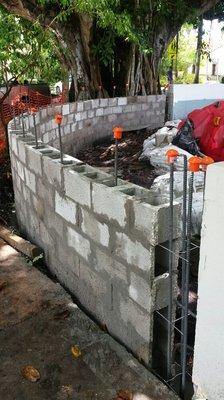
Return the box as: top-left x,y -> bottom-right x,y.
113,126 -> 123,140
188,156 -> 202,172
166,148 -> 179,164
200,156 -> 214,171
55,113 -> 63,125
30,107 -> 38,114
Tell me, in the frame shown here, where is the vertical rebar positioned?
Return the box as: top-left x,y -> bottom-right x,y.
167,161 -> 174,379
180,155 -> 188,368
12,105 -> 16,128
58,124 -> 63,164
181,171 -> 194,398
114,138 -> 118,186
33,113 -> 38,149
21,110 -> 25,138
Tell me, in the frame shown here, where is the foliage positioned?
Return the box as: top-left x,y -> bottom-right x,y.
0,5 -> 64,87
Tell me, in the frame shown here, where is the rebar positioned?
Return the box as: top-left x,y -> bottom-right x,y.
21,111 -> 25,138
114,138 -> 118,186
180,155 -> 188,368
181,171 -> 194,398
167,161 -> 174,379
33,113 -> 38,149
58,124 -> 63,164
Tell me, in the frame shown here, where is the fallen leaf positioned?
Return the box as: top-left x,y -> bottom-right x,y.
21,365 -> 40,382
116,389 -> 133,400
0,281 -> 8,292
54,309 -> 70,320
71,345 -> 81,358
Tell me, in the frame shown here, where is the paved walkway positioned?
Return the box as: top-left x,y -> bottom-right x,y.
0,238 -> 179,400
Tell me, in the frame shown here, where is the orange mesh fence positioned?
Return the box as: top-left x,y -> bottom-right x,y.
0,86 -> 63,163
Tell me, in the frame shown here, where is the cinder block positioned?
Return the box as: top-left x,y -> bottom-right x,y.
119,296 -> 151,342
92,183 -> 128,227
62,104 -> 70,115
17,140 -> 26,164
118,97 -> 127,106
96,108 -> 104,117
81,209 -> 109,247
115,231 -> 154,271
26,145 -> 42,176
88,110 -> 95,119
129,272 -> 151,311
67,227 -> 91,261
91,99 -> 100,108
24,167 -> 36,193
93,247 -> 127,283
11,136 -> 18,156
100,98 -> 108,107
55,191 -> 77,224
42,155 -> 62,187
108,98 -> 118,107
16,159 -> 25,182
77,102 -> 84,112
64,168 -> 91,208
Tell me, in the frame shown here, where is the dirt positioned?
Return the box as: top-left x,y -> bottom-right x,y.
77,129 -> 165,189
0,157 -> 18,231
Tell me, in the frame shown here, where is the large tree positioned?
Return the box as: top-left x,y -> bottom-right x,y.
0,0 -> 220,98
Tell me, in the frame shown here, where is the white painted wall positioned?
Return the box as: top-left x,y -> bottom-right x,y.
171,83 -> 224,119
193,162 -> 224,400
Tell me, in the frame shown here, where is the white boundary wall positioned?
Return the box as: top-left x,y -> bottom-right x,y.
193,162 -> 224,399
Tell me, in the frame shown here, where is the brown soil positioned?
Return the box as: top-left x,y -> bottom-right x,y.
77,129 -> 165,189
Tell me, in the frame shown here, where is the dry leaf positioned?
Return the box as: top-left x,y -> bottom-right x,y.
54,309 -> 70,320
116,389 -> 133,400
71,345 -> 81,358
0,281 -> 8,292
21,365 -> 40,382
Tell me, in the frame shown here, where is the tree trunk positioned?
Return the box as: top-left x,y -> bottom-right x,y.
194,16 -> 204,84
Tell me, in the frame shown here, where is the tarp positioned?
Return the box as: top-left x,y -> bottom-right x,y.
174,101 -> 224,162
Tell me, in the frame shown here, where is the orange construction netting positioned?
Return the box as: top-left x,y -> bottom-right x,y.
0,85 -> 63,163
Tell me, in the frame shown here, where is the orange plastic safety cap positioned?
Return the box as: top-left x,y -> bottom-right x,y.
55,113 -> 63,125
30,107 -> 38,114
188,156 -> 202,172
200,156 -> 214,171
113,126 -> 123,140
166,148 -> 179,163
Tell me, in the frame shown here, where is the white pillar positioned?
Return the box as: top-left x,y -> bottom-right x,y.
193,162 -> 224,399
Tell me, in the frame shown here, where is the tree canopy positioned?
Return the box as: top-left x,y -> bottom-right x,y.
0,0 -> 221,97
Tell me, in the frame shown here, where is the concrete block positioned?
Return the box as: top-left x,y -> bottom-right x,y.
88,110 -> 95,119
100,98 -> 108,107
11,136 -> 18,156
92,183 -> 127,227
16,160 -> 25,182
115,231 -> 153,271
108,98 -> 118,107
84,100 -> 92,111
67,227 -> 91,261
129,272 -> 151,311
91,99 -> 100,109
42,156 -> 62,187
62,104 -> 70,115
96,108 -> 104,117
118,97 -> 127,106
119,297 -> 151,342
77,102 -> 84,112
55,191 -> 77,224
112,106 -> 123,114
26,146 -> 42,176
93,247 -> 127,283
24,167 -> 36,193
17,140 -> 26,164
64,168 -> 91,208
81,209 -> 109,247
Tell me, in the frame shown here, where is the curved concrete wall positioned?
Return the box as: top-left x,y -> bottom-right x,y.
27,95 -> 166,155
8,96 -> 180,367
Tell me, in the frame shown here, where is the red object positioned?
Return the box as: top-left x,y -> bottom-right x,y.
55,113 -> 63,125
113,126 -> 123,140
188,156 -> 202,172
166,148 -> 179,163
184,101 -> 224,161
30,107 -> 38,114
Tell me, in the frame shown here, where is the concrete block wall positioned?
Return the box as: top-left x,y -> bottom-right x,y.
24,95 -> 166,156
8,96 -> 180,367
